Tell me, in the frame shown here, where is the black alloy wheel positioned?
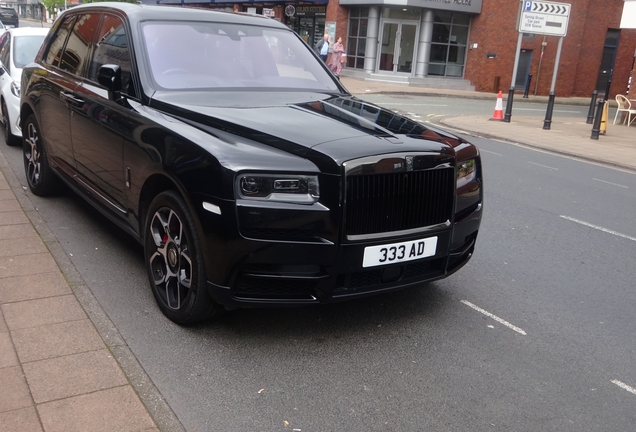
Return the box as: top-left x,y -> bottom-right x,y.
144,190 -> 219,325
2,99 -> 18,146
23,114 -> 58,196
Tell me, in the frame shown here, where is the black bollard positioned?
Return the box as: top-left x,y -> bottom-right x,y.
590,99 -> 605,140
586,90 -> 598,124
543,91 -> 556,130
604,79 -> 612,101
504,87 -> 515,123
523,74 -> 533,98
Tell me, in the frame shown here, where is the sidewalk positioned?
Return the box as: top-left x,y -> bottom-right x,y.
339,76 -> 636,172
0,149 -> 183,431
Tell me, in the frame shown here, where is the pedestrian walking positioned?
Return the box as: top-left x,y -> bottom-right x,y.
314,33 -> 330,62
328,36 -> 345,75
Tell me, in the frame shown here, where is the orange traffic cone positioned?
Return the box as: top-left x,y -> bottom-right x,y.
490,91 -> 504,121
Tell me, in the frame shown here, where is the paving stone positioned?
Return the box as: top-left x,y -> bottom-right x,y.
0,199 -> 21,212
11,319 -> 104,363
0,237 -> 48,258
0,253 -> 59,279
0,272 -> 71,304
0,331 -> 19,368
24,349 -> 128,403
0,190 -> 16,201
2,295 -> 86,331
0,308 -> 7,333
0,223 -> 38,240
37,385 -> 156,432
0,210 -> 29,226
0,178 -> 9,190
0,366 -> 33,413
0,406 -> 43,432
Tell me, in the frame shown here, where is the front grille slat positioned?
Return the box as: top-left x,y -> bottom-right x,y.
346,168 -> 454,237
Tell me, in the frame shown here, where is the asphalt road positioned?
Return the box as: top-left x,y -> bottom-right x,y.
2,96 -> 635,431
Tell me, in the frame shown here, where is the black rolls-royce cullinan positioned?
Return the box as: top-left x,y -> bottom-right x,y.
21,3 -> 483,324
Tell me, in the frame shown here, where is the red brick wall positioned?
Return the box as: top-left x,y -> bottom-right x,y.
465,0 -> 636,97
326,0 -> 349,49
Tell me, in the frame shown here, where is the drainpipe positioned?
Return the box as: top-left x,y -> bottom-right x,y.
534,36 -> 546,96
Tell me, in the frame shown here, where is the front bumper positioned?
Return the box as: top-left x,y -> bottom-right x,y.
192,192 -> 481,308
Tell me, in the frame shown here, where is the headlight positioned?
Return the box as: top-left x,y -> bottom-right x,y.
236,174 -> 319,204
456,159 -> 476,188
10,81 -> 20,98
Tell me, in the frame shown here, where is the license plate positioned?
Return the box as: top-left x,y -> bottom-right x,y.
362,236 -> 438,268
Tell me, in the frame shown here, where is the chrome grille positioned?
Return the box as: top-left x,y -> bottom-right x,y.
345,168 -> 454,237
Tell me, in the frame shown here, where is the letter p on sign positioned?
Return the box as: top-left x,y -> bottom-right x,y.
524,1 -> 532,10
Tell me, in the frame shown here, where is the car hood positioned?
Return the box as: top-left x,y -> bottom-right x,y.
150,91 -> 464,170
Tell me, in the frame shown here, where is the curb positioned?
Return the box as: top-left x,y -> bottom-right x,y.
435,117 -> 636,173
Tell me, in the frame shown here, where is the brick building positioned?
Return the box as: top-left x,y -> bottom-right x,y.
152,0 -> 636,98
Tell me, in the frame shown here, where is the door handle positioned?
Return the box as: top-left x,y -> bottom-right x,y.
59,91 -> 85,106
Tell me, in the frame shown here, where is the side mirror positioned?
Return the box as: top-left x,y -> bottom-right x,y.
97,64 -> 122,99
0,67 -> 5,76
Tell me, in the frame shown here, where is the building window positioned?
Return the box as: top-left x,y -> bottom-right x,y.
347,7 -> 369,70
429,11 -> 470,77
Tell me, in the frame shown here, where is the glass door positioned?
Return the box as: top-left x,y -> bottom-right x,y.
378,21 -> 418,74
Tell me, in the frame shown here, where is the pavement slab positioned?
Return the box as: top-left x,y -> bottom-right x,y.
0,253 -> 60,279
0,272 -> 72,304
0,223 -> 39,240
2,295 -> 87,330
0,199 -> 21,212
37,385 -> 158,432
0,237 -> 49,258
23,349 -> 128,404
11,319 -> 105,363
0,366 -> 33,413
0,406 -> 44,432
0,331 -> 19,368
0,209 -> 30,225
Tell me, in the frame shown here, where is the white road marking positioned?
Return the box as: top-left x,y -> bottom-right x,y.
592,178 -> 629,188
460,300 -> 527,335
528,161 -> 559,170
480,149 -> 504,156
611,380 -> 636,396
560,216 -> 636,242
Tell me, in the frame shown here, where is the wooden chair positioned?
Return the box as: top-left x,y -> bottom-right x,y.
613,95 -> 636,126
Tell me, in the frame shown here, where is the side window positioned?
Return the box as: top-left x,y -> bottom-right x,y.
0,34 -> 10,72
88,14 -> 137,98
43,15 -> 76,67
59,13 -> 101,76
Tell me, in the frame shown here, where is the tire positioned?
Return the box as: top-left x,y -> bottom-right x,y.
2,99 -> 19,146
23,114 -> 59,196
144,190 -> 219,325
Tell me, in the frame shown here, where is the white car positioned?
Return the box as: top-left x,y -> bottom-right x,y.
0,27 -> 49,145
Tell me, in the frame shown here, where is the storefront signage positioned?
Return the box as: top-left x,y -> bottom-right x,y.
295,6 -> 326,16
285,5 -> 295,17
339,0 -> 482,14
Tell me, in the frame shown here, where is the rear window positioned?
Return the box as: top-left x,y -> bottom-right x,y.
13,35 -> 46,68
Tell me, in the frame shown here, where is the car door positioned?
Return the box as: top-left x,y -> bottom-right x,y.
36,14 -> 80,171
71,13 -> 139,216
0,32 -> 10,123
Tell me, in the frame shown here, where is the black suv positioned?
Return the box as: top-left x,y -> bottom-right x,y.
20,3 -> 483,324
0,8 -> 18,28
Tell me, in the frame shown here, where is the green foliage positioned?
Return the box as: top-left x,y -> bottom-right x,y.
39,0 -> 60,16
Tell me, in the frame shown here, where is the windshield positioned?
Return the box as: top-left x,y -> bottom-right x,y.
14,35 -> 46,68
142,21 -> 340,92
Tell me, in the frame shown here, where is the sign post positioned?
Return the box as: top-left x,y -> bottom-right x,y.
513,1 -> 571,129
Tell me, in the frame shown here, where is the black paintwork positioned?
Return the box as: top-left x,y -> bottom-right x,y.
21,3 -> 483,308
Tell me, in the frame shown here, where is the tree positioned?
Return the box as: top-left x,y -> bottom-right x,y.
39,0 -> 60,17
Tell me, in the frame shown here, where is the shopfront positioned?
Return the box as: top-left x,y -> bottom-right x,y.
341,0 -> 482,79
285,5 -> 326,48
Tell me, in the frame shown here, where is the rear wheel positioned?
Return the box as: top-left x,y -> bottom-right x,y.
144,190 -> 219,325
2,99 -> 19,146
23,114 -> 59,196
